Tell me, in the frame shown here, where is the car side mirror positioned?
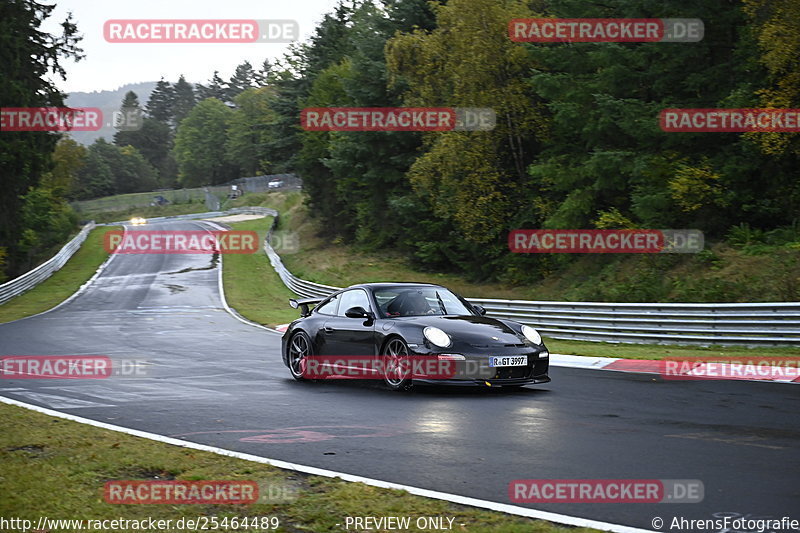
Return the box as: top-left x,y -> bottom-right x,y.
345,306 -> 371,319
473,304 -> 487,316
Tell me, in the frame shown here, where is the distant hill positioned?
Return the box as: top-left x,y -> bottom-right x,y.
65,82 -> 158,145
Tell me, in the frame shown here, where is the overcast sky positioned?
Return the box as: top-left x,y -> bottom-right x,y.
41,0 -> 343,94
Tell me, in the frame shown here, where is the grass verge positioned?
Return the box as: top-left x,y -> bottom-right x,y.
221,217 -> 299,327
0,226 -> 117,324
0,402 -> 594,533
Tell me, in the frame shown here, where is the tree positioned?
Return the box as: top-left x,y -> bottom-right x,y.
386,0 -> 546,277
72,140 -> 157,198
16,186 -> 77,270
113,90 -> 143,147
113,145 -> 159,193
40,137 -> 87,198
254,59 -> 273,86
226,87 -> 276,176
227,61 -> 257,100
196,71 -> 228,102
172,75 -> 196,126
173,98 -> 238,186
0,0 -> 83,276
114,89 -> 178,186
521,0 -> 791,237
742,0 -> 800,157
146,78 -> 175,123
120,90 -> 140,110
74,140 -> 115,199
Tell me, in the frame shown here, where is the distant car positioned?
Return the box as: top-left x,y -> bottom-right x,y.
130,217 -> 147,225
150,195 -> 170,206
281,283 -> 550,390
268,179 -> 284,189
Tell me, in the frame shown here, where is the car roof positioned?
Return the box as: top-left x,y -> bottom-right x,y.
343,282 -> 446,291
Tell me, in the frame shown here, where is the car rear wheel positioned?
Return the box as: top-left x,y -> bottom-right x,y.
288,331 -> 312,381
382,337 -> 413,391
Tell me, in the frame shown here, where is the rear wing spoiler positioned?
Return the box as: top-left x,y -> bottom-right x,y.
289,297 -> 324,317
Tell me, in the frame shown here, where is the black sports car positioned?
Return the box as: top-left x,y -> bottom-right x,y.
281,283 -> 550,390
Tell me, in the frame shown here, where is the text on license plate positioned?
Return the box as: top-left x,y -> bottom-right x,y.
489,356 -> 527,367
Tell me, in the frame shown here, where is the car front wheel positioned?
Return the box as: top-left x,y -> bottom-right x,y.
382,337 -> 413,391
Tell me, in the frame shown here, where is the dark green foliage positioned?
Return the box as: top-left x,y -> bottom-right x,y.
73,139 -> 158,199
0,0 -> 83,277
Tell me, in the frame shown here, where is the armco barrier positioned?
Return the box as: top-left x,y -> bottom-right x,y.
0,222 -> 96,305
255,210 -> 800,347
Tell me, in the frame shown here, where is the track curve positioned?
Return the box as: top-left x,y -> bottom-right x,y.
1,219 -> 798,531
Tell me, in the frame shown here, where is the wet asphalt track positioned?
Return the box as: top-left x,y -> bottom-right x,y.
1,220 -> 799,531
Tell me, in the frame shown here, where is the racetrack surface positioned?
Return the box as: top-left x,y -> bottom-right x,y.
1,220 -> 798,531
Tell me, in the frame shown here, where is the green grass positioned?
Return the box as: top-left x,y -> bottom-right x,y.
72,189 -> 208,216
0,226 -> 117,324
0,403 -> 594,533
221,217 -> 299,327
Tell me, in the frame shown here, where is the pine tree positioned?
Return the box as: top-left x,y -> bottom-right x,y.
172,75 -> 196,126
196,71 -> 228,102
227,61 -> 257,100
146,78 -> 175,123
254,59 -> 273,86
120,90 -> 140,110
113,91 -> 143,146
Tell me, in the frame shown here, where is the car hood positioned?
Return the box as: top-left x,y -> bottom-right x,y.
399,315 -> 526,346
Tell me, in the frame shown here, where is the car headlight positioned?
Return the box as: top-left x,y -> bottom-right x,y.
521,325 -> 542,345
424,326 -> 451,348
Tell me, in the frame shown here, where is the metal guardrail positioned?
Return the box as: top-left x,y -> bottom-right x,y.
0,222 -> 96,305
256,210 -> 800,346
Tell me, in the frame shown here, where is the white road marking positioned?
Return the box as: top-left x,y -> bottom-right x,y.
10,392 -> 114,409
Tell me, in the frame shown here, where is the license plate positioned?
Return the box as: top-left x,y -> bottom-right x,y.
489,355 -> 527,368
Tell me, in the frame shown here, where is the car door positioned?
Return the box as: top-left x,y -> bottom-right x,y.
322,289 -> 376,358
312,294 -> 341,356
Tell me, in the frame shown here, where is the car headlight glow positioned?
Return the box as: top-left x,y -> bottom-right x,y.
521,325 -> 542,345
424,326 -> 451,348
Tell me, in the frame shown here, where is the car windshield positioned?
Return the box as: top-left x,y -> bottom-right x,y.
373,287 -> 473,317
